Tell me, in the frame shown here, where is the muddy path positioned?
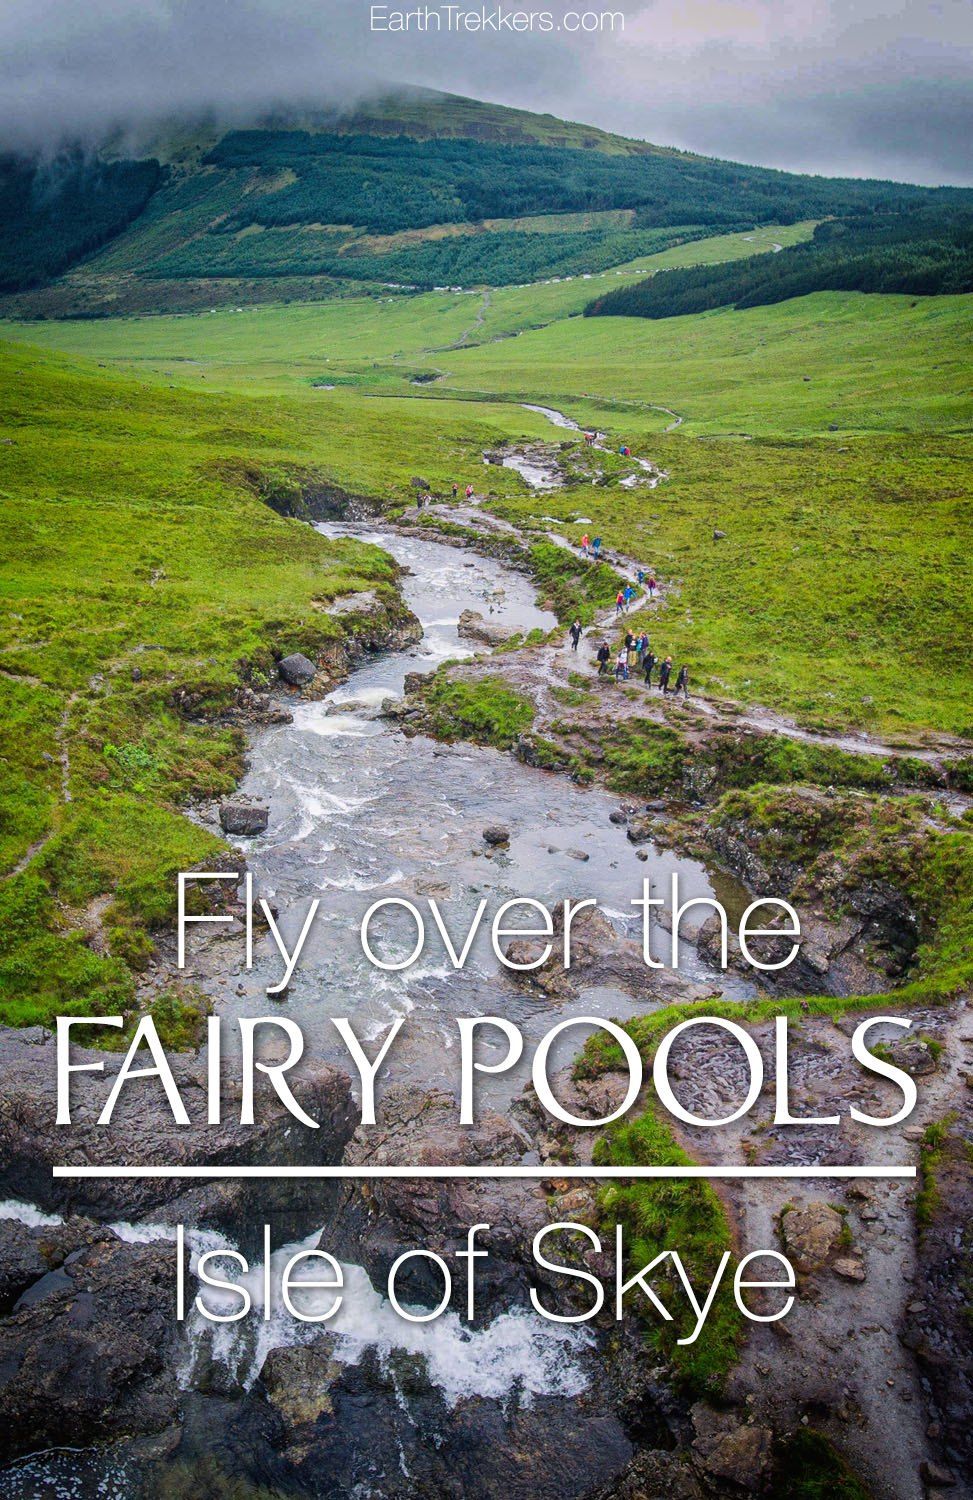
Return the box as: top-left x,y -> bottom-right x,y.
413,451 -> 970,773
372,496 -> 970,1498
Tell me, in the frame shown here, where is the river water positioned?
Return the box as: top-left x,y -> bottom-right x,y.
222,523 -> 741,1100
0,522 -> 751,1498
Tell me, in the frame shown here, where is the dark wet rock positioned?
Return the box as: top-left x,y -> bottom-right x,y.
701,787 -> 922,995
921,1459 -> 957,1488
218,800 -> 269,835
247,1341 -> 634,1500
0,1026 -> 355,1226
458,609 -> 516,647
379,695 -> 415,723
233,685 -> 293,725
690,1403 -> 772,1491
586,1448 -> 706,1499
0,1216 -> 112,1315
902,1100 -> 973,1485
278,652 -> 317,686
0,1235 -> 181,1463
483,825 -> 511,846
319,1084 -> 549,1319
323,698 -> 374,716
260,1338 -> 344,1462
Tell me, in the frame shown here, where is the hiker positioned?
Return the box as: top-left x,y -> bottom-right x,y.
580,533 -> 590,558
658,656 -> 672,693
596,640 -> 611,675
615,651 -> 628,682
465,483 -> 475,501
623,584 -> 635,611
627,637 -> 638,671
451,482 -> 459,499
637,568 -> 645,588
647,575 -> 657,599
569,619 -> 582,651
615,590 -> 624,616
643,650 -> 656,685
584,430 -> 596,447
636,630 -> 649,665
416,491 -> 425,511
592,536 -> 602,558
674,664 -> 689,699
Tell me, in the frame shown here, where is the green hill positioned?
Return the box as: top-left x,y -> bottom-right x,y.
2,87 -> 971,318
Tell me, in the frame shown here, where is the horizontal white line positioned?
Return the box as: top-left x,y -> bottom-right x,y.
52,1164 -> 916,1181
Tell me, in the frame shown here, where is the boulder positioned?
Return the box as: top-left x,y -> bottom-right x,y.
504,902 -> 710,1007
458,610 -> 515,647
780,1202 -> 846,1274
691,1404 -> 773,1492
482,826 -> 511,846
277,653 -> 317,686
218,801 -> 269,836
259,1338 -> 344,1462
0,1234 -> 181,1463
249,1342 -> 633,1500
0,1215 -> 111,1314
832,1256 -> 866,1282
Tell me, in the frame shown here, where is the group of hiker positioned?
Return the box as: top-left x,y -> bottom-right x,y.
579,533 -> 602,559
419,482 -> 476,510
571,614 -> 689,700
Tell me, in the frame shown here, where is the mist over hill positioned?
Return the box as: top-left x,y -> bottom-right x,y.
1,89 -> 971,316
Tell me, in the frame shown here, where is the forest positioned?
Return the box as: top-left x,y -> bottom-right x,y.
584,207 -> 973,318
149,222 -> 717,287
207,129 -> 969,237
0,151 -> 162,292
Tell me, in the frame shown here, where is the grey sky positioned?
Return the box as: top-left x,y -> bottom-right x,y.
1,0 -> 971,185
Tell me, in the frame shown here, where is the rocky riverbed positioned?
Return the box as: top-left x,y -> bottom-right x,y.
0,505 -> 969,1498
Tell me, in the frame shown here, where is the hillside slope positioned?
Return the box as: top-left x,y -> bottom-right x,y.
2,88 -> 971,317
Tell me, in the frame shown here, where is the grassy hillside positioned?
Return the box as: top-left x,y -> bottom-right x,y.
4,263 -> 971,738
587,207 -> 973,318
2,87 -> 970,315
434,290 -> 973,436
0,342 -> 449,1030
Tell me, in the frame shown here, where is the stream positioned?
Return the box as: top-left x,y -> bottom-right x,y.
0,521 -> 754,1498
224,523 -> 746,1097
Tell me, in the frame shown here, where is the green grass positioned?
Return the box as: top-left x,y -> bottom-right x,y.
439,290 -> 973,436
0,340 -> 424,1027
416,674 -> 534,748
1,206 -> 970,1031
595,1110 -> 742,1391
770,1430 -> 873,1499
491,429 -> 973,737
9,282 -> 969,738
527,540 -> 622,624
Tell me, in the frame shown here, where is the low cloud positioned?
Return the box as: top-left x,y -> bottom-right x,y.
1,0 -> 971,185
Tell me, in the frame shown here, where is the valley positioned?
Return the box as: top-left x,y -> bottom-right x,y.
0,85 -> 970,1500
